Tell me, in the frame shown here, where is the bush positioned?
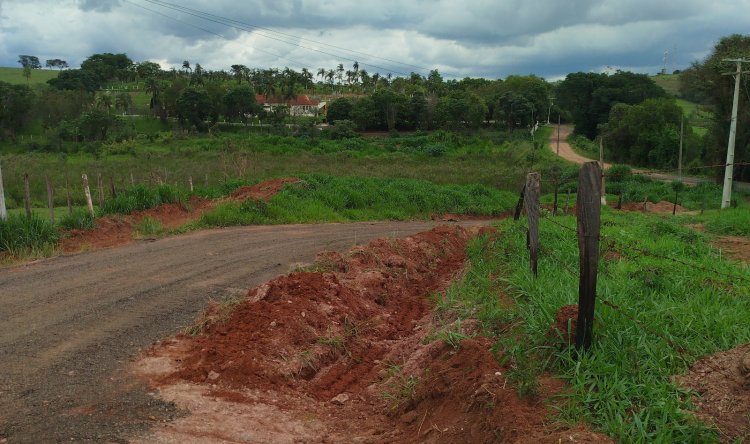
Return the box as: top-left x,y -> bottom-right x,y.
58,208 -> 95,231
606,164 -> 633,182
0,214 -> 59,255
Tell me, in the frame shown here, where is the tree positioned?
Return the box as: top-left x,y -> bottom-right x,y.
326,98 -> 353,124
679,34 -> 750,181
182,60 -> 192,75
231,64 -> 248,83
45,59 -> 69,70
603,98 -> 683,168
223,85 -> 257,123
0,81 -> 35,139
135,61 -> 161,80
22,65 -> 31,85
48,69 -> 101,92
557,71 -> 666,139
175,87 -> 212,131
114,92 -> 133,115
18,55 -> 41,69
80,53 -> 133,83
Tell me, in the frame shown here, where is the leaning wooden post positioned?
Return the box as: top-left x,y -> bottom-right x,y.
524,173 -> 541,276
0,160 -> 7,220
82,174 -> 94,216
513,184 -> 526,221
45,175 -> 55,224
575,162 -> 602,352
97,173 -> 105,208
23,173 -> 32,217
109,176 -> 117,199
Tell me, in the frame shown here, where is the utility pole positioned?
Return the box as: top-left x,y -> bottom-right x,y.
678,115 -> 684,180
0,160 -> 7,220
721,59 -> 749,209
599,137 -> 606,205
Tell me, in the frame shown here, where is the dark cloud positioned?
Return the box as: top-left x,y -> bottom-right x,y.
0,0 -> 748,79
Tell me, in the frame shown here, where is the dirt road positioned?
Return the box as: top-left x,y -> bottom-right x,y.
0,220 -> 490,442
548,125 -> 712,186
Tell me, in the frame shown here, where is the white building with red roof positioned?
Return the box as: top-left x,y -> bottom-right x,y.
255,94 -> 324,117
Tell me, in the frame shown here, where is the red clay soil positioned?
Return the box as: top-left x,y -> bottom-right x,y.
675,343 -> 750,442
133,226 -> 612,443
60,196 -> 213,253
616,200 -> 691,214
549,304 -> 579,346
60,178 -> 300,253
714,236 -> 750,264
229,177 -> 301,201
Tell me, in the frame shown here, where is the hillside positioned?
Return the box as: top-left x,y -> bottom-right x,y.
0,67 -> 59,85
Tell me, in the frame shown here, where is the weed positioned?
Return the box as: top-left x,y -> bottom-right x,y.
58,207 -> 95,231
184,292 -> 245,336
0,213 -> 59,256
132,216 -> 163,238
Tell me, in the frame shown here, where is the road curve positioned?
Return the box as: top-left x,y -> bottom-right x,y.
0,220 -> 492,442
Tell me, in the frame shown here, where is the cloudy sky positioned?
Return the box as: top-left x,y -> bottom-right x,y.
1,0 -> 749,80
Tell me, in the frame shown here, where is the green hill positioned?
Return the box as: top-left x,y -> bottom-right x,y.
0,67 -> 59,85
652,73 -> 681,97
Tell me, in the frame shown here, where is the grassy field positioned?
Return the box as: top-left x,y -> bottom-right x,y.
436,208 -> 750,441
0,67 -> 59,85
652,73 -> 681,96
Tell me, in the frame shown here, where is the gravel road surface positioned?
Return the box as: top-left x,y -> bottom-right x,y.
0,220 -> 490,442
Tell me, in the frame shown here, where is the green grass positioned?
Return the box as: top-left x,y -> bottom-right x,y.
0,213 -> 59,256
680,207 -> 750,236
99,184 -> 187,215
436,208 -> 750,441
190,174 -> 517,229
58,207 -> 95,231
132,216 -> 164,238
652,73 -> 681,97
0,67 -> 59,85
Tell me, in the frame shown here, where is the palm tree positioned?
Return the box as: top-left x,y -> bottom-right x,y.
301,68 -> 313,91
114,92 -> 132,115
317,67 -> 326,83
96,93 -> 113,111
371,73 -> 381,92
326,69 -> 335,92
336,63 -> 344,91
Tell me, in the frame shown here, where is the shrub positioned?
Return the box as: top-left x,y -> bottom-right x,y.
0,214 -> 59,255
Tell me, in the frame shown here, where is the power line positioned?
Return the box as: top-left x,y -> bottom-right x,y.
136,0 -> 414,76
122,0 -> 308,69
147,0 -> 448,76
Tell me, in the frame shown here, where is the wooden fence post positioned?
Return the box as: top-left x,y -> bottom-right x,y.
23,173 -> 32,217
130,172 -> 135,186
524,172 -> 541,276
97,173 -> 105,208
575,162 -> 602,352
0,160 -> 7,220
82,174 -> 94,216
109,176 -> 117,199
513,184 -> 526,221
65,175 -> 73,216
46,176 -> 55,224
189,176 -> 194,192
553,181 -> 559,216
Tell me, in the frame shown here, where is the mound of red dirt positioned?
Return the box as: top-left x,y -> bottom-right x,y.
61,196 -> 212,253
134,226 -> 612,443
230,177 -> 301,201
549,304 -> 579,345
676,343 -> 750,442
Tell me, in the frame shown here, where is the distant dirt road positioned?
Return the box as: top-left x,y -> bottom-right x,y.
0,220 -> 491,442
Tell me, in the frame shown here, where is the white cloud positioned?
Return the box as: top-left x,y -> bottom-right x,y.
0,0 -> 748,78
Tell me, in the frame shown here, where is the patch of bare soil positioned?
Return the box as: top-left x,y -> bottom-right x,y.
676,343 -> 750,442
133,226 -> 611,443
61,196 -> 213,252
61,178 -> 300,253
616,200 -> 692,214
714,236 -> 750,264
229,177 -> 301,201
548,304 -> 579,346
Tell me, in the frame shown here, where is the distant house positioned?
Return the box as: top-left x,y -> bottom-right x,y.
255,94 -> 322,117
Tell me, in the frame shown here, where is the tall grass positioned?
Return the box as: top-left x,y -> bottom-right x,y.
0,214 -> 59,256
437,209 -> 750,441
100,184 -> 187,215
194,174 -> 517,228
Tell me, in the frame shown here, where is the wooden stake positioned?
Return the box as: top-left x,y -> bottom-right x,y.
513,184 -> 526,221
82,174 -> 94,216
97,173 -> 105,208
524,173 -> 541,276
575,162 -> 602,352
23,173 -> 32,217
46,176 -> 55,224
130,172 -> 135,186
189,176 -> 194,192
109,176 -> 117,198
0,160 -> 7,220
65,175 -> 73,216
